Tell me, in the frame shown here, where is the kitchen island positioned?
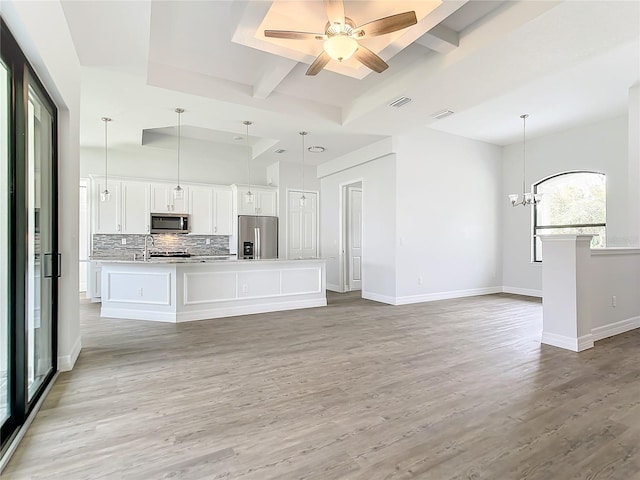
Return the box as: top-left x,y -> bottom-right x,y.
99,258 -> 326,322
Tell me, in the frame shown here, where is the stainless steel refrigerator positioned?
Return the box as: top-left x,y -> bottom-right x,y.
238,215 -> 278,259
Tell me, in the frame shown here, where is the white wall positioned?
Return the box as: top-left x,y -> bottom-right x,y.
502,115 -> 629,294
81,141 -> 268,186
320,151 -> 397,302
2,0 -> 82,370
395,128 -> 503,301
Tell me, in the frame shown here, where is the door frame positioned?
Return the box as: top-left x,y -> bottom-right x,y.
285,188 -> 319,259
338,179 -> 363,294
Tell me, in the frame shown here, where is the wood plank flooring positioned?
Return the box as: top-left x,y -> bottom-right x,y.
3,292 -> 640,479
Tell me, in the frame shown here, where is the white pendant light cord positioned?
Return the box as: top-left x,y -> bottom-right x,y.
101,116 -> 111,202
177,109 -> 181,188
300,131 -> 308,205
243,121 -> 253,203
522,113 -> 527,195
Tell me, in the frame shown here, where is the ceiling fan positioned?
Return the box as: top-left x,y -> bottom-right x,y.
264,0 -> 417,76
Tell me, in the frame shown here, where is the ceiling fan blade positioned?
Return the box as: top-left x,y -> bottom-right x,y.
354,45 -> 389,73
264,30 -> 324,41
306,51 -> 331,76
354,11 -> 417,37
324,0 -> 345,25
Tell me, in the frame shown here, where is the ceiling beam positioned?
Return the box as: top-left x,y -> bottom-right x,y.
252,58 -> 298,99
415,24 -> 459,54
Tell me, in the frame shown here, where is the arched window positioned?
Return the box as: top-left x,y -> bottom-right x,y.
533,171 -> 606,261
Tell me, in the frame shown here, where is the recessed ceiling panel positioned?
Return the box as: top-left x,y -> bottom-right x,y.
235,0 -> 442,79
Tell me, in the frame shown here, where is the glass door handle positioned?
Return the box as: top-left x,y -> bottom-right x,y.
43,253 -> 61,278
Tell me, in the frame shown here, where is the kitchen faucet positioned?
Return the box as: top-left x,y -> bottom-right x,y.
143,235 -> 155,261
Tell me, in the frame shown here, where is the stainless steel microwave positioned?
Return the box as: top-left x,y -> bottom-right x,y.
150,213 -> 190,234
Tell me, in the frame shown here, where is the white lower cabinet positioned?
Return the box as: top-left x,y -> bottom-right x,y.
89,261 -> 102,301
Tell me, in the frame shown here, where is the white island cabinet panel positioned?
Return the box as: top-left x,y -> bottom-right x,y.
106,271 -> 171,305
281,268 -> 322,295
100,259 -> 326,322
184,271 -> 237,304
237,270 -> 280,298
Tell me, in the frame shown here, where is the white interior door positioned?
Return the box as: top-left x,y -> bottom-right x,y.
347,187 -> 362,291
287,190 -> 318,259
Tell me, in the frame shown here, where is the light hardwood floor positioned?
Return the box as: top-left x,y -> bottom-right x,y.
3,292 -> 640,479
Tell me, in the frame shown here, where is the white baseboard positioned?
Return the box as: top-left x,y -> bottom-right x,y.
394,287 -> 502,306
502,286 -> 543,298
541,332 -> 594,352
362,291 -> 397,305
102,298 -> 328,323
58,335 -> 82,372
177,299 -> 327,322
101,308 -> 177,323
592,316 -> 640,342
326,283 -> 344,293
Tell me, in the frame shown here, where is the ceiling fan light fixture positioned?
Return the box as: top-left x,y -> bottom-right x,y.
323,35 -> 358,62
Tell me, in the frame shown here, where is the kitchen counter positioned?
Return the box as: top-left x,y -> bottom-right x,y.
99,257 -> 326,322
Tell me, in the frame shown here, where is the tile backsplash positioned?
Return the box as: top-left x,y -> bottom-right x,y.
92,234 -> 230,257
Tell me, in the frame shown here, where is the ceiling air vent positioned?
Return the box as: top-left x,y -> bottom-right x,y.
389,96 -> 412,108
431,109 -> 454,119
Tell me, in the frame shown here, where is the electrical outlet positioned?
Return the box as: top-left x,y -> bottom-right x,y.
418,276 -> 423,285
121,238 -> 127,245
612,295 -> 617,307
205,238 -> 211,245
242,284 -> 248,293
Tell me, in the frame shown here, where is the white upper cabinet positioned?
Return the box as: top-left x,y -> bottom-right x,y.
213,187 -> 233,235
234,185 -> 277,216
188,186 -> 234,235
151,183 -> 188,214
93,178 -> 150,234
189,186 -> 214,234
93,178 -> 121,234
121,181 -> 150,234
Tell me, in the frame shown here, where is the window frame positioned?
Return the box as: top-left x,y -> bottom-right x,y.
532,170 -> 606,263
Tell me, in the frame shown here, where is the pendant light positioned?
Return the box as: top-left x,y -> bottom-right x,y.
243,120 -> 254,204
299,131 -> 308,207
173,108 -> 185,200
100,116 -> 112,202
509,114 -> 541,207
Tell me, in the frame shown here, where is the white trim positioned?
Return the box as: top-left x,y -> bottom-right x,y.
501,286 -> 543,298
541,332 -> 594,352
102,298 -> 328,323
57,335 -> 82,372
326,283 -> 344,293
177,298 -> 327,322
591,316 -> 640,341
394,287 -> 502,306
101,308 -> 177,322
591,248 -> 640,256
0,372 -> 59,473
362,291 -> 396,305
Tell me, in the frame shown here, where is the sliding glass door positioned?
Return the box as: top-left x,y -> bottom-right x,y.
1,19 -> 58,455
26,81 -> 55,400
0,55 -> 9,431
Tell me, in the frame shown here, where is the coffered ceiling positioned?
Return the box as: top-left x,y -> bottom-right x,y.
61,0 -> 640,167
